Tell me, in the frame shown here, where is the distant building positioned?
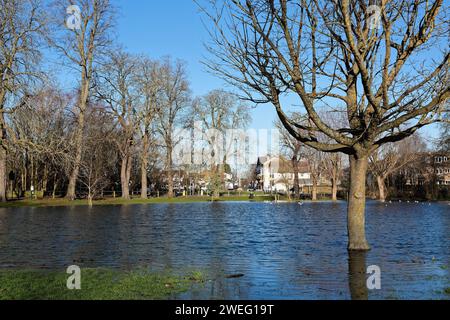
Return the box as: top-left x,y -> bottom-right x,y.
405,152 -> 450,186
255,156 -> 314,193
433,153 -> 450,185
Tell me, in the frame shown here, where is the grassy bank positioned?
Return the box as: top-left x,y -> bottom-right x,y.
0,268 -> 204,300
0,195 -> 281,208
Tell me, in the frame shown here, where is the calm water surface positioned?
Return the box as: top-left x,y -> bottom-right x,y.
0,201 -> 448,300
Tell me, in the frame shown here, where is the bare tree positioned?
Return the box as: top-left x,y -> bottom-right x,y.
438,113 -> 449,152
192,89 -> 250,197
199,0 -> 449,251
369,135 -> 426,202
0,0 -> 46,201
95,49 -> 139,200
320,112 -> 347,201
323,153 -> 343,201
156,58 -> 190,198
303,146 -> 325,201
49,0 -> 114,200
275,119 -> 303,199
78,107 -> 117,205
8,86 -> 71,198
135,57 -> 160,199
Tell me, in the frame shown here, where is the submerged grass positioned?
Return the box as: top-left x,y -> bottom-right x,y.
0,268 -> 204,300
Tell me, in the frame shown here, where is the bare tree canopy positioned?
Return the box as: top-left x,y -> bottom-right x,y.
155,58 -> 191,198
0,0 -> 47,202
48,0 -> 115,200
192,89 -> 251,197
198,0 -> 449,251
199,0 -> 448,153
95,49 -> 140,200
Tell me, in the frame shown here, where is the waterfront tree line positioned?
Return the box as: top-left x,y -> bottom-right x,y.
273,119 -> 449,202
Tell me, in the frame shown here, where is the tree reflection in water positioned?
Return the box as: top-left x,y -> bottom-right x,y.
348,251 -> 368,300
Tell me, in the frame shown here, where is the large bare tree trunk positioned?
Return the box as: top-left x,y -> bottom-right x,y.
141,134 -> 149,199
167,171 -> 174,198
292,157 -> 300,199
167,145 -> 174,198
376,175 -> 387,202
66,127 -> 83,200
312,178 -> 318,201
66,90 -> 88,201
0,111 -> 6,202
121,154 -> 131,200
0,143 -> 6,203
347,154 -> 370,251
332,167 -> 338,201
42,164 -> 48,194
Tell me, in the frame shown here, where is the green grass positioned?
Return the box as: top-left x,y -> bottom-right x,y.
0,268 -> 204,300
0,195 -> 281,208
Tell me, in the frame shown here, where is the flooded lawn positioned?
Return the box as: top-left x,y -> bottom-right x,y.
0,201 -> 448,300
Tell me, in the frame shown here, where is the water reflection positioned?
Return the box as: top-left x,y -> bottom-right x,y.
0,201 -> 448,299
348,251 -> 368,300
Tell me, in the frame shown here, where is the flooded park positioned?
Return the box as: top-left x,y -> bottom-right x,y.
0,201 -> 448,300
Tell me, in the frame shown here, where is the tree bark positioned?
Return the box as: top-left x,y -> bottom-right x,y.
66,103 -> 86,201
121,154 -> 131,200
88,191 -> 93,207
312,178 -> 318,201
332,167 -> 338,201
376,175 -> 387,202
347,154 -> 370,251
52,177 -> 58,199
42,164 -> 48,194
167,145 -> 174,198
292,157 -> 300,199
0,92 -> 7,202
141,134 -> 149,199
0,143 -> 6,203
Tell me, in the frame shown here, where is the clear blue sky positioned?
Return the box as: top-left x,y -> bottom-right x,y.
113,0 -> 278,130
113,0 -> 439,142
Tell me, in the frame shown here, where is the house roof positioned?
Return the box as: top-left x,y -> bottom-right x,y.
261,156 -> 310,174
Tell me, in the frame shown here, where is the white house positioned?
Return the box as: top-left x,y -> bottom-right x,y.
256,156 -> 313,193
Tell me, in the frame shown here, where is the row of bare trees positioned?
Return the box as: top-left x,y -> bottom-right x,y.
277,115 -> 435,203
1,0 -> 46,202
6,58 -> 248,202
1,0 -> 250,203
368,135 -> 426,202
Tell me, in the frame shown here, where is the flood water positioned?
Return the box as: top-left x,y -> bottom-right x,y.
0,201 -> 448,300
